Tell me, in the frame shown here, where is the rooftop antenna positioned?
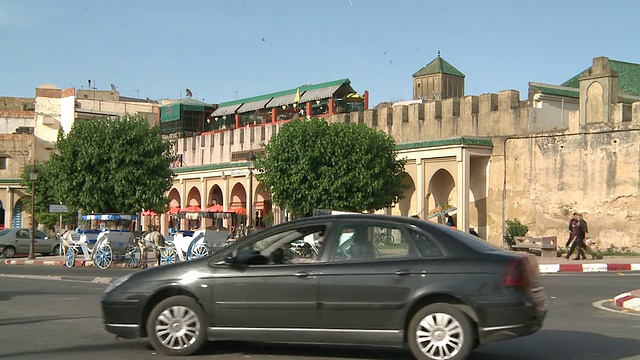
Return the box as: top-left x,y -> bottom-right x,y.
185,88 -> 193,98
110,83 -> 117,91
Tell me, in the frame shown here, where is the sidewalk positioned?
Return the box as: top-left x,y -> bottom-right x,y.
535,255 -> 640,274
3,254 -> 158,268
5,254 -> 640,273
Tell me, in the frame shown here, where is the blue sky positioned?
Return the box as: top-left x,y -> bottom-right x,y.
1,0 -> 639,106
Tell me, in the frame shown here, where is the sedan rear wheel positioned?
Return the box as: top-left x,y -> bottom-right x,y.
2,246 -> 16,258
146,296 -> 207,356
407,303 -> 474,360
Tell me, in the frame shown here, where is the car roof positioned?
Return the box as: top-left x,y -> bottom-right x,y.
301,213 -> 431,227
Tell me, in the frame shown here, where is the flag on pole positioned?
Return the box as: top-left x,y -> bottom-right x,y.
294,87 -> 301,103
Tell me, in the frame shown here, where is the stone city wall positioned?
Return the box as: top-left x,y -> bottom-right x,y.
175,90 -> 640,248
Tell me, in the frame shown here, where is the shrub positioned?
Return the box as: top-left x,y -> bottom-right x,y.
504,218 -> 528,247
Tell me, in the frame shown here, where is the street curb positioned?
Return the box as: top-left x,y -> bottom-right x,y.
538,263 -> 640,273
4,258 -> 640,273
614,289 -> 640,312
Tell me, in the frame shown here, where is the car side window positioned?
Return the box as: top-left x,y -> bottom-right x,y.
36,230 -> 48,239
333,222 -> 414,261
409,227 -> 444,258
235,225 -> 327,266
16,229 -> 29,238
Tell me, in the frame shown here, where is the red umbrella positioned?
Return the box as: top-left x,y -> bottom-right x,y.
141,210 -> 157,216
167,206 -> 180,214
180,205 -> 202,213
205,204 -> 224,212
231,207 -> 247,215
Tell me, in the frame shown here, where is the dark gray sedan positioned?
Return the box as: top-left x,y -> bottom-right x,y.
101,214 -> 547,360
0,228 -> 59,258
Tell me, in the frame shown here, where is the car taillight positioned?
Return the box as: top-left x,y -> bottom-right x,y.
502,256 -> 529,287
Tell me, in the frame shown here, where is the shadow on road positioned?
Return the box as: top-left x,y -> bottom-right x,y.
471,329 -> 640,360
1,329 -> 638,360
0,315 -> 100,327
0,339 -> 148,359
0,288 -> 89,301
196,341 -> 410,359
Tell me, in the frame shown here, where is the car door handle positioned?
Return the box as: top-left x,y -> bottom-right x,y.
395,269 -> 412,276
294,271 -> 314,278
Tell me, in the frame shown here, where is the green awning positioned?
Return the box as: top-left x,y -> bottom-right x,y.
212,104 -> 243,117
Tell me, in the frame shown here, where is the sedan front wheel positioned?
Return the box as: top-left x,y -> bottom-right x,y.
407,303 -> 474,360
146,295 -> 207,356
2,246 -> 16,258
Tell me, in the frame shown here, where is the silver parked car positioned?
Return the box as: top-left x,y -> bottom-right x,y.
0,228 -> 60,258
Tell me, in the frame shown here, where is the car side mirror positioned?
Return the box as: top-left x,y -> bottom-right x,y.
224,254 -> 246,269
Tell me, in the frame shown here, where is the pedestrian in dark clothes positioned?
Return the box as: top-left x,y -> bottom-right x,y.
565,213 -> 586,260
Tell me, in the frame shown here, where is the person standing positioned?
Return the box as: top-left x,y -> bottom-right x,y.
445,213 -> 456,228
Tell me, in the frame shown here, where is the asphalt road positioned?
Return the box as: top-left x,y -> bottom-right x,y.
1,262 -> 640,360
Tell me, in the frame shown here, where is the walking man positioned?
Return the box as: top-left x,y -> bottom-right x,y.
565,213 -> 586,260
578,212 -> 596,260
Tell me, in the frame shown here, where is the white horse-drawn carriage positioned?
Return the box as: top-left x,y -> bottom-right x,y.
61,214 -> 142,269
159,208 -> 242,265
159,228 -> 238,264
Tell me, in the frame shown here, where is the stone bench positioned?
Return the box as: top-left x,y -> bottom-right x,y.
511,236 -> 558,257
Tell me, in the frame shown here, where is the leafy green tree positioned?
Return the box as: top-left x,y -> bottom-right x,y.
256,118 -> 407,216
20,162 -> 77,230
44,115 -> 174,215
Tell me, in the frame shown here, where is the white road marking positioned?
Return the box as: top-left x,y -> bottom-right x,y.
0,273 -> 112,284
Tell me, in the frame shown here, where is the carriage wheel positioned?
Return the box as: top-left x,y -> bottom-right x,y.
126,244 -> 143,268
65,247 -> 75,268
94,244 -> 113,269
189,243 -> 209,259
160,246 -> 177,265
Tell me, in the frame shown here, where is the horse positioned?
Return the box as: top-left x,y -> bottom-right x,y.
135,231 -> 166,267
56,229 -> 77,256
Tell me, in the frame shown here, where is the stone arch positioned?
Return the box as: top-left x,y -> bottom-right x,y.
586,81 -> 604,124
254,184 -> 272,227
167,188 -> 181,232
12,197 -> 27,228
186,187 -> 201,207
230,182 -> 247,209
0,199 -> 4,228
397,173 -> 416,217
208,185 -> 223,206
427,169 -> 456,222
168,188 -> 181,208
469,157 -> 490,237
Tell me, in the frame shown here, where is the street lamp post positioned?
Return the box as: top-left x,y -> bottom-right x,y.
28,165 -> 38,260
247,152 -> 256,231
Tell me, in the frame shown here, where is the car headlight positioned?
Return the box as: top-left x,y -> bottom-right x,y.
105,273 -> 133,293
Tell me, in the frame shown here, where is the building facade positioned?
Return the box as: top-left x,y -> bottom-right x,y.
0,84 -> 160,230
3,56 -> 639,251
165,56 -> 640,251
